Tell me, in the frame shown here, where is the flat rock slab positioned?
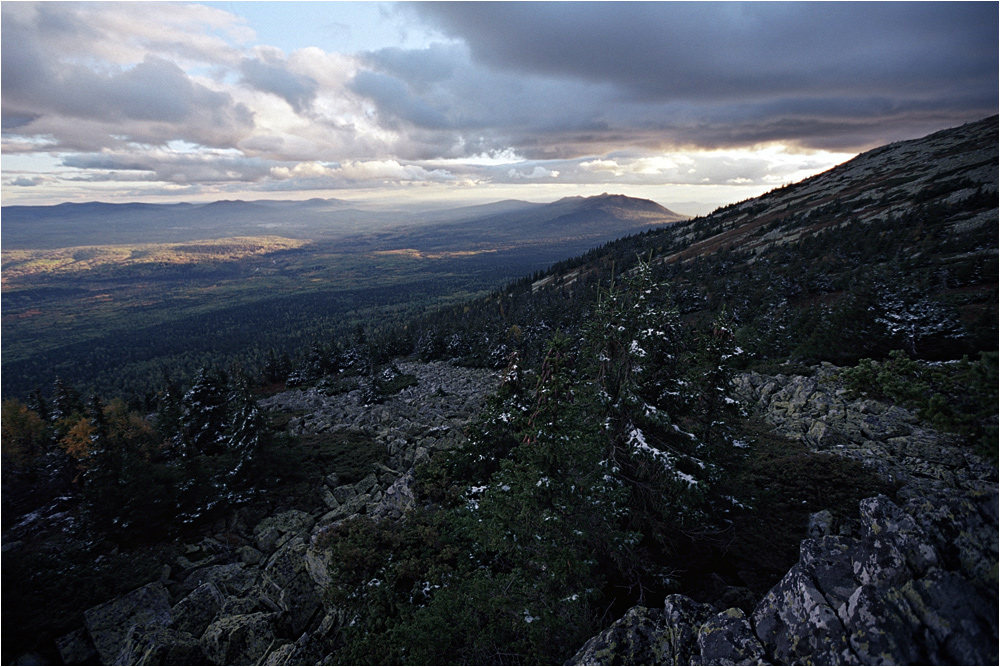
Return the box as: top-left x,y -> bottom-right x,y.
83,582 -> 173,664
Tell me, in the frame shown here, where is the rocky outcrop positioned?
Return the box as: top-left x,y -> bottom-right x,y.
733,364 -> 996,493
571,597 -> 765,666
571,367 -> 998,666
260,360 -> 499,472
55,361 -> 498,666
572,489 -> 997,666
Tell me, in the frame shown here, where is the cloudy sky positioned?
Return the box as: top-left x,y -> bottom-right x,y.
2,1 -> 996,214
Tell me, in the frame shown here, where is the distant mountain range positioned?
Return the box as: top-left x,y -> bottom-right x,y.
1,193 -> 686,251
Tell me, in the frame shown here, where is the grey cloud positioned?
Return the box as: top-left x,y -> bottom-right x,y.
385,1 -> 998,152
2,3 -> 254,150
9,177 -> 41,187
410,2 -> 996,100
350,69 -> 452,130
240,55 -> 319,113
62,153 -> 274,184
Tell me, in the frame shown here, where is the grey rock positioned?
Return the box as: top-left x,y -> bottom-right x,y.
55,627 -> 98,666
263,539 -> 324,635
370,469 -> 417,521
807,509 -> 835,538
569,605 -> 668,665
83,582 -> 173,664
696,608 -> 766,666
254,510 -> 315,555
304,542 -> 335,592
238,544 -> 264,566
114,626 -> 201,666
174,562 -> 262,600
171,582 -> 224,638
200,612 -> 281,666
660,594 -> 717,664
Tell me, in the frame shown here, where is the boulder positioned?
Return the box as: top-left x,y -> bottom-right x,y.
254,510 -> 315,556
569,596 -> 766,666
54,627 -> 98,666
263,538 -> 324,635
171,581 -> 224,637
696,607 -> 766,665
113,626 -> 202,666
173,562 -> 262,600
370,469 -> 416,521
569,605 -> 667,665
83,582 -> 173,664
200,612 -> 282,665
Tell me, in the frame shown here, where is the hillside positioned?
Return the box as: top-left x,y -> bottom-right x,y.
1,193 -> 683,400
2,117 -> 996,666
416,116 -> 997,369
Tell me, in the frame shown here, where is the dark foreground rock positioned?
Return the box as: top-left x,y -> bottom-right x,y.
53,361 -> 498,666
571,486 -> 997,666
50,363 -> 997,665
570,367 -> 998,666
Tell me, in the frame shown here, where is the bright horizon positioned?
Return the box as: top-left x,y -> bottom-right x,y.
2,2 -> 996,216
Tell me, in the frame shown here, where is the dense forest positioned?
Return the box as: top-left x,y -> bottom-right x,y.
2,117 -> 997,664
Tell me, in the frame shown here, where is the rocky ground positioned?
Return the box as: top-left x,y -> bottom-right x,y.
50,361 -> 499,666
46,361 -> 997,666
571,364 -> 998,666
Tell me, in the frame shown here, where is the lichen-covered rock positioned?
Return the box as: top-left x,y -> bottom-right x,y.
304,541 -> 335,592
263,538 -> 323,635
569,596 -> 766,666
113,625 -> 202,666
752,492 -> 998,666
253,510 -> 315,556
696,608 -> 766,665
752,562 -> 857,664
173,562 -> 262,600
370,469 -> 417,521
660,594 -> 717,664
733,368 -> 996,494
83,582 -> 173,664
569,605 -> 668,665
171,581 -> 224,637
200,612 -> 282,665
55,627 -> 98,665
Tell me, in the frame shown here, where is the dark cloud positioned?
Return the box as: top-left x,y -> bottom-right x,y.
382,1 -> 998,152
240,54 -> 319,113
410,2 -> 996,99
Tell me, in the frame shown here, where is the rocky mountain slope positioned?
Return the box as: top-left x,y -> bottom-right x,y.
571,365 -> 997,666
42,359 -> 996,665
663,116 -> 997,263
7,117 -> 996,666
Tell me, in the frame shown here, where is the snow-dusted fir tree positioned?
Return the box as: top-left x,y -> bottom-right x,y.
876,288 -> 966,357
179,367 -> 229,457
225,371 -> 265,480
586,259 -> 721,535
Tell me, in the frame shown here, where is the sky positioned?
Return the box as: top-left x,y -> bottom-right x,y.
2,1 -> 997,215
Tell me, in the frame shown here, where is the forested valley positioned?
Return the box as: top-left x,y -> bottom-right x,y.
2,117 -> 997,665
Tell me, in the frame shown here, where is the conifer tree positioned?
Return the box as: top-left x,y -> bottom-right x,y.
51,377 -> 82,421
225,371 -> 265,480
180,367 -> 228,457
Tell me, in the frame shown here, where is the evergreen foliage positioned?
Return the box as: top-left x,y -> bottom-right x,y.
326,265 -> 751,664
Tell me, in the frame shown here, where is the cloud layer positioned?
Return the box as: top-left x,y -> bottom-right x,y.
2,1 -> 996,205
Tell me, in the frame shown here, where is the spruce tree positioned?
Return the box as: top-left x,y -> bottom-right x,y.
180,367 -> 228,457
225,372 -> 265,480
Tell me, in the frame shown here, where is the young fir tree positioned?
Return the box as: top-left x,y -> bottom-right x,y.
585,259 -> 729,547
51,377 -> 82,422
225,371 -> 266,481
179,367 -> 229,457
